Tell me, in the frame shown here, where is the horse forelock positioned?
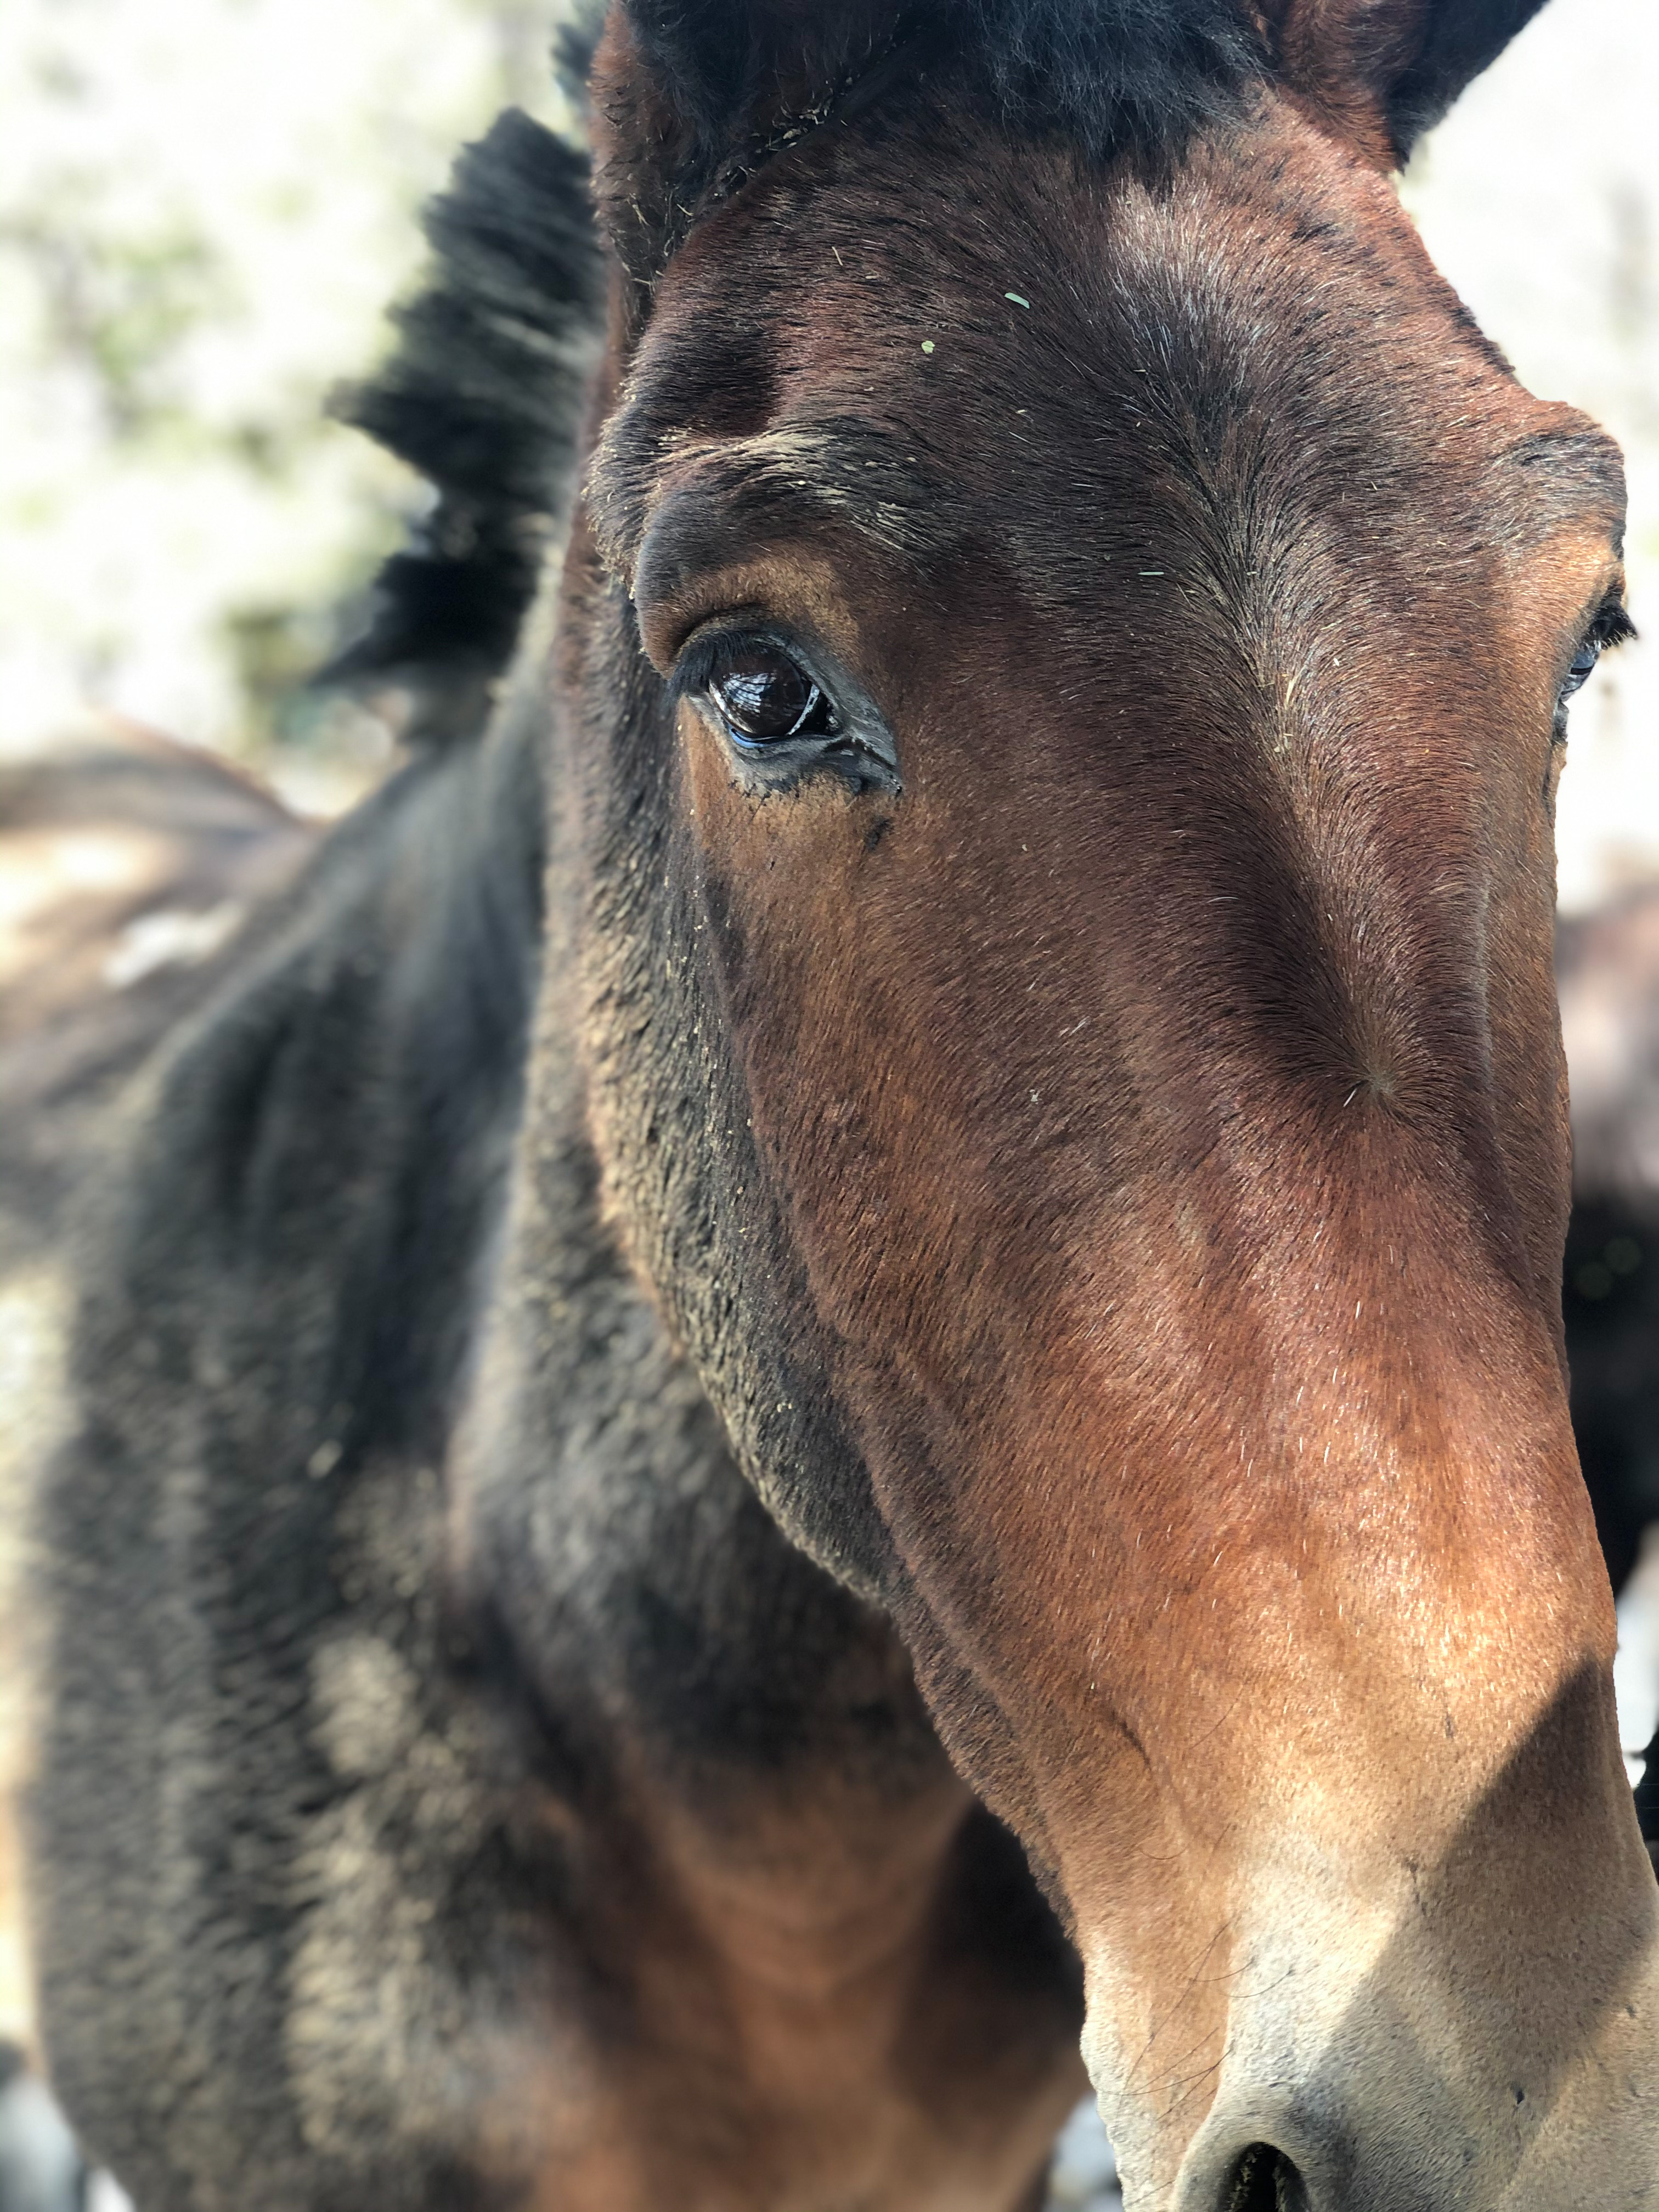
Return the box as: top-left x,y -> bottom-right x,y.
620,0 -> 1266,167
593,0 -> 1268,302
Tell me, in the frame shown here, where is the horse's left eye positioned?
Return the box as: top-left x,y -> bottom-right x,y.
1560,640 -> 1601,701
1560,600 -> 1635,708
707,646 -> 837,749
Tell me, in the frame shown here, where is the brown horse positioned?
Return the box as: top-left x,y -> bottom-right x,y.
20,4 -> 1659,2210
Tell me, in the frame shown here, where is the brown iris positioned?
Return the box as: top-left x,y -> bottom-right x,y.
708,645 -> 836,748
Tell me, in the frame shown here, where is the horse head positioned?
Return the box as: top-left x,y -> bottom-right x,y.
551,2 -> 1658,2201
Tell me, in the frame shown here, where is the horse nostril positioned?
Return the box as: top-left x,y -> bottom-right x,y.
1226,2144 -> 1307,2212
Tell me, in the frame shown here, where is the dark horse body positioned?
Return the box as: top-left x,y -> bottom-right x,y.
1560,888 -> 1659,1593
19,5 -> 1659,2208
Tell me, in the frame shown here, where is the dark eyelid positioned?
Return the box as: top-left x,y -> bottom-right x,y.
666,611 -> 787,702
1554,592 -> 1633,720
669,618 -> 902,794
669,618 -> 838,709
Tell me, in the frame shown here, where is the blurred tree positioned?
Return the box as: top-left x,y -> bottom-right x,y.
0,0 -> 568,809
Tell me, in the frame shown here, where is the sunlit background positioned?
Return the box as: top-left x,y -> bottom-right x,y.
0,0 -> 572,814
1401,0 -> 1659,912
1,0 -> 1655,886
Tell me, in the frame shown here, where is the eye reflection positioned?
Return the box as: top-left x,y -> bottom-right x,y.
707,645 -> 837,748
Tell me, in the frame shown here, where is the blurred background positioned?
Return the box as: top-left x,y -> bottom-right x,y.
0,0 -> 574,816
1,0 -> 1655,878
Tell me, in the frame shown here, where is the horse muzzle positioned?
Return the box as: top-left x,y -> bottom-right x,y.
1146,1884 -> 1659,2212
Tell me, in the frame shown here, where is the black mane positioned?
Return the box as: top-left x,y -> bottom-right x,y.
966,0 -> 1263,140
602,0 -> 1266,294
323,106 -> 605,733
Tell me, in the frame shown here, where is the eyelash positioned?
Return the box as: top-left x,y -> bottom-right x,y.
1599,600 -> 1636,648
1556,597 -> 1635,727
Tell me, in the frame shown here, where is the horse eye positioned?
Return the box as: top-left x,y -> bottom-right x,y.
707,646 -> 837,749
1560,639 -> 1601,701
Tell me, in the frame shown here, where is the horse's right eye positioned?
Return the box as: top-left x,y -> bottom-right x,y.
707,646 -> 838,749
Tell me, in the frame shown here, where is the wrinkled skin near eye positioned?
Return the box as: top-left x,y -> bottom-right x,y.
674,627 -> 902,795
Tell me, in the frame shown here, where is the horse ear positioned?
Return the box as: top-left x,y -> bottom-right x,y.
1264,0 -> 1549,165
